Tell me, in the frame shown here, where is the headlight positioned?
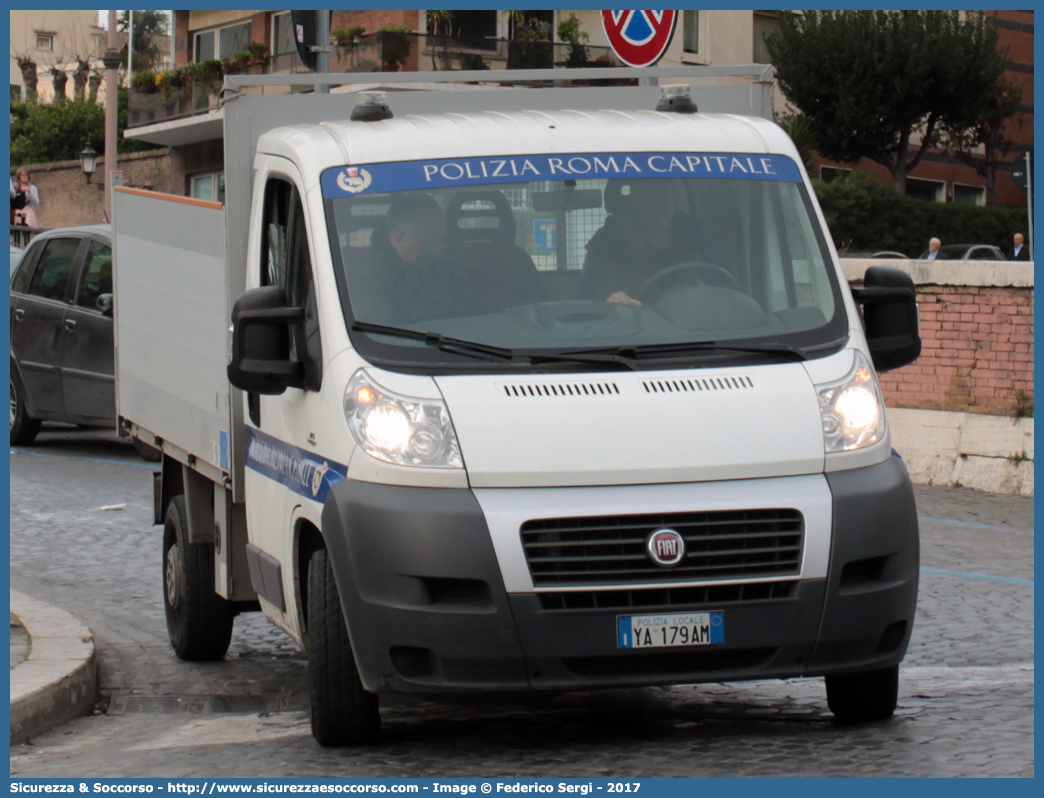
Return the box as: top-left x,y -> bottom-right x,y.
344,371 -> 463,468
816,351 -> 886,453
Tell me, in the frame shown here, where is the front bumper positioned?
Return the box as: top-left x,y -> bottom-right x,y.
321,456 -> 918,693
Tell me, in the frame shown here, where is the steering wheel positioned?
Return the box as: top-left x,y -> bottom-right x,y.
637,261 -> 741,303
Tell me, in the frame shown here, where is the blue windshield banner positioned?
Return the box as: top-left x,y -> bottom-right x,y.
321,152 -> 802,198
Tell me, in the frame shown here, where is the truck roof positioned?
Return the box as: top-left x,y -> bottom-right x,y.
258,109 -> 800,170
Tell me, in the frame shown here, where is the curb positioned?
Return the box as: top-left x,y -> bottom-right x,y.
10,590 -> 97,745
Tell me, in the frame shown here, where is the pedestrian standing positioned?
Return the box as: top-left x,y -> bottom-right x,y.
11,168 -> 40,228
1008,232 -> 1029,261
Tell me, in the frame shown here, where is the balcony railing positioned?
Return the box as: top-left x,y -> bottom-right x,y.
127,32 -> 627,128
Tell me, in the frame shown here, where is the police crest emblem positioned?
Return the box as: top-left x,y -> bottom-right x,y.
336,167 -> 372,194
311,461 -> 331,497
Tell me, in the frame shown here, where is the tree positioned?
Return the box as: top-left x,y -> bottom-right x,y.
765,11 -> 1007,194
119,10 -> 169,72
49,65 -> 68,103
72,58 -> 92,101
10,89 -> 156,166
425,10 -> 453,70
14,55 -> 38,99
937,78 -> 1025,206
776,112 -> 817,172
557,13 -> 590,68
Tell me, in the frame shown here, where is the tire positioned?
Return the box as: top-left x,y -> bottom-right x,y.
10,364 -> 41,446
307,548 -> 381,746
133,436 -> 162,462
162,495 -> 235,661
826,664 -> 899,724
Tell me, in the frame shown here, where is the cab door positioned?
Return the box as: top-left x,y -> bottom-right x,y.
61,237 -> 115,423
242,159 -> 325,637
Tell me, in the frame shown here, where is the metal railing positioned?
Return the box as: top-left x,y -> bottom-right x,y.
10,225 -> 46,249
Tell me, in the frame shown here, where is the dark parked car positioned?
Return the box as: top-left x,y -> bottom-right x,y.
10,244 -> 25,280
843,250 -> 909,259
10,225 -> 115,445
918,244 -> 1007,261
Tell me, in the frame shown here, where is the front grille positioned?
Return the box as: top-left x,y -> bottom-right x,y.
562,647 -> 776,679
521,509 -> 804,586
537,580 -> 796,611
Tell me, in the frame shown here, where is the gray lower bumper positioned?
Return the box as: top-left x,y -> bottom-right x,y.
321,456 -> 918,693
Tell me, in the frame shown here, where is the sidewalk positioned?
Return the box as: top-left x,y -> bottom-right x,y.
9,590 -> 97,745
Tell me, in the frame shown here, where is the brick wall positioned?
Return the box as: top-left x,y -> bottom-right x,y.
844,261 -> 1033,417
22,149 -> 171,229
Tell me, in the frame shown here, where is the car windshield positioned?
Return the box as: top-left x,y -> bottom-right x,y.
323,151 -> 847,372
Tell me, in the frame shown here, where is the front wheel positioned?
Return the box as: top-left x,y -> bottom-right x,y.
10,365 -> 40,446
307,548 -> 380,746
163,495 -> 235,661
825,664 -> 899,723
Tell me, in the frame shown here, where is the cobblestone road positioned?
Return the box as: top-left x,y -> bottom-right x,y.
9,427 -> 1034,777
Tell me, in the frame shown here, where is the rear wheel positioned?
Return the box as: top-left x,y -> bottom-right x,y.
825,664 -> 899,723
162,495 -> 235,660
10,365 -> 40,446
307,548 -> 380,746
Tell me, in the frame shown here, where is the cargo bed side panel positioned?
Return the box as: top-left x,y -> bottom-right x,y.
113,189 -> 231,476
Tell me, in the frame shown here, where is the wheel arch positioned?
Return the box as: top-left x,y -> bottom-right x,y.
295,516 -> 326,646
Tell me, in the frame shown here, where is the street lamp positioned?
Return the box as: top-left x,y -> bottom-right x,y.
80,142 -> 98,184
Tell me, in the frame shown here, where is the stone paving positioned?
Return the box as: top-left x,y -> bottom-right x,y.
8,426 -> 1034,777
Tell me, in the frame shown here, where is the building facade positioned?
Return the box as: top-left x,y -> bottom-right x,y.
107,10 -> 1040,217
9,10 -> 105,102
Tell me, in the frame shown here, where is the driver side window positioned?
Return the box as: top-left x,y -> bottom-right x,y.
260,177 -> 322,389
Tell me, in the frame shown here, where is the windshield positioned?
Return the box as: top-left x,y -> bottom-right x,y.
323,151 -> 847,372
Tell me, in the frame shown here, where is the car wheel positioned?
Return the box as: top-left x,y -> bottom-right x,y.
162,495 -> 235,661
10,364 -> 41,446
825,664 -> 899,723
133,436 -> 162,462
307,548 -> 381,747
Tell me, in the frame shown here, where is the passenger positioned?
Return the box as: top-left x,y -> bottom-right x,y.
579,179 -> 704,306
348,193 -> 462,325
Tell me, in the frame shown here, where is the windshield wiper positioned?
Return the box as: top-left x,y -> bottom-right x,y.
523,351 -> 640,371
351,322 -> 515,362
566,341 -> 809,362
353,322 -> 642,371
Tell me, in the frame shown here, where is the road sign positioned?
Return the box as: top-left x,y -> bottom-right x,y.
1010,153 -> 1029,191
600,10 -> 679,68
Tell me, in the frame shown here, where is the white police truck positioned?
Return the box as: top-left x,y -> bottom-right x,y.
113,67 -> 921,746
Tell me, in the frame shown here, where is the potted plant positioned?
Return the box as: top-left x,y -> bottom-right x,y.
156,67 -> 186,111
507,17 -> 553,70
246,41 -> 270,73
332,26 -> 366,65
458,53 -> 489,72
377,24 -> 412,72
557,13 -> 590,69
129,68 -> 160,124
131,69 -> 158,93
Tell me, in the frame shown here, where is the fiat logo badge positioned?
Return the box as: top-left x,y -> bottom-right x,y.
647,528 -> 685,567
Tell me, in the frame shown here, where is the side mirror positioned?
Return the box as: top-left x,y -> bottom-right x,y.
850,266 -> 921,373
227,286 -> 306,395
96,293 -> 113,316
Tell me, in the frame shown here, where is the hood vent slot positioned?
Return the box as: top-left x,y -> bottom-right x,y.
642,376 -> 754,394
500,381 -> 620,398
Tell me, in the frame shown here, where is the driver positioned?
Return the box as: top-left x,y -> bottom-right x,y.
348,193 -> 463,324
578,179 -> 704,306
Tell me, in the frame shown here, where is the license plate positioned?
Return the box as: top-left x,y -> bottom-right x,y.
617,611 -> 724,649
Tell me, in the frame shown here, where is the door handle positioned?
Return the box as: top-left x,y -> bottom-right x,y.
64,319 -> 77,330
14,309 -> 25,322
